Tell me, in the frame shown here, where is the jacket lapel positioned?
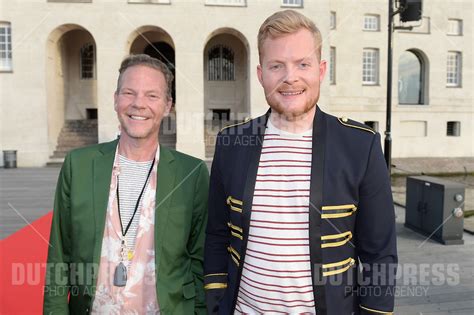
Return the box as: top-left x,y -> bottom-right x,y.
92,140 -> 118,266
154,146 -> 176,270
309,106 -> 327,315
241,111 -> 269,243
231,111 -> 269,310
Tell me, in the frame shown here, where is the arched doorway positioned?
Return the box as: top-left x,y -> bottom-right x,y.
144,42 -> 175,102
203,28 -> 250,158
46,25 -> 98,162
129,26 -> 176,149
398,49 -> 428,105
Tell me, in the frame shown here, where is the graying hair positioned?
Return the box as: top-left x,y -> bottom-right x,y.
116,54 -> 174,101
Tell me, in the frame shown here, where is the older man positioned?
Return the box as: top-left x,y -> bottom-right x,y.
44,54 -> 208,314
204,10 -> 397,315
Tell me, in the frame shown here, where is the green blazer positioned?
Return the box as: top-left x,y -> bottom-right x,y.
44,139 -> 209,315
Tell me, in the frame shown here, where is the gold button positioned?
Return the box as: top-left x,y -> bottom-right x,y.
341,116 -> 348,123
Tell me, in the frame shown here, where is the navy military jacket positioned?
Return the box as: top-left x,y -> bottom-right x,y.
204,107 -> 397,315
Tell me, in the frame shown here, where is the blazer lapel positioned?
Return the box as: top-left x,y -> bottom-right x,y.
232,111 -> 269,310
309,106 -> 327,315
154,146 -> 176,270
92,140 -> 118,267
241,111 -> 269,243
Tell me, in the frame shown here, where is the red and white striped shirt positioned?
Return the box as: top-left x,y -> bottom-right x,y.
236,120 -> 315,314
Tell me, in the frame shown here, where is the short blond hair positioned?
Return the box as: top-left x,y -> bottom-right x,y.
258,10 -> 322,62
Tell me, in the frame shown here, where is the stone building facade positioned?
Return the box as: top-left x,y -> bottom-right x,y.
0,0 -> 472,166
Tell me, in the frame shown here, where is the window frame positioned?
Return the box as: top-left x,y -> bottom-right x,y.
364,121 -> 379,132
204,0 -> 246,6
447,19 -> 463,36
446,121 -> 461,137
362,48 -> 379,85
208,44 -> 235,81
80,43 -> 95,80
363,14 -> 380,31
0,22 -> 12,72
281,0 -> 303,8
330,11 -> 336,30
47,0 -> 92,3
329,46 -> 336,85
398,50 -> 425,105
446,51 -> 462,87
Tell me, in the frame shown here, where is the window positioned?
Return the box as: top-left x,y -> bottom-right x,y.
80,43 -> 95,79
446,51 -> 462,87
447,121 -> 460,136
330,11 -> 336,30
447,19 -> 462,36
48,0 -> 92,2
0,22 -> 12,71
282,0 -> 302,7
362,49 -> 379,85
398,50 -> 424,104
208,45 -> 234,81
329,47 -> 336,84
363,14 -> 380,31
364,121 -> 379,132
205,0 -> 245,6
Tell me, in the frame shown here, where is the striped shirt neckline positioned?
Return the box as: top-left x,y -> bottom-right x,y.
236,119 -> 315,314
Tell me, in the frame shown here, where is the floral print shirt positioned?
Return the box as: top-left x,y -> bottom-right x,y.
92,147 -> 160,314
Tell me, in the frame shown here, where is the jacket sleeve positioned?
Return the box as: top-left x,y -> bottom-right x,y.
356,133 -> 398,315
189,162 -> 210,315
204,133 -> 230,315
43,153 -> 72,314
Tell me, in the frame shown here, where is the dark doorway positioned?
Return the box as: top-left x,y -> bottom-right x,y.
144,42 -> 176,103
86,108 -> 98,120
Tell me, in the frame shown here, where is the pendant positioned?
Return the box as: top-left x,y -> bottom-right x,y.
113,262 -> 127,287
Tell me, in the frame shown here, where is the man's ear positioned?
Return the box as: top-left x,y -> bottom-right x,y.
164,99 -> 172,117
257,64 -> 264,86
318,60 -> 327,82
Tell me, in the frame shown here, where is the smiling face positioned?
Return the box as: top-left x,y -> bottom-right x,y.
257,28 -> 326,121
114,65 -> 172,145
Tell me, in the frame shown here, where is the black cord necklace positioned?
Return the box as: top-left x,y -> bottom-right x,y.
113,157 -> 155,287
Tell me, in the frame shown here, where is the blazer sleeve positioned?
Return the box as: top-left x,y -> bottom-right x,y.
356,133 -> 398,315
204,133 -> 230,315
188,161 -> 210,315
43,153 -> 72,314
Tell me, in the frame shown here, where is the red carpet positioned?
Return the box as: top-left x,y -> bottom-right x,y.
0,212 -> 53,315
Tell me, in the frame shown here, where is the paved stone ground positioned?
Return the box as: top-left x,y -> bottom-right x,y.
392,157 -> 474,176
1,167 -> 473,314
0,167 -> 60,239
393,205 -> 474,314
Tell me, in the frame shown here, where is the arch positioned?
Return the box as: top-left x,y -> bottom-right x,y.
127,25 -> 176,101
127,26 -> 176,149
127,25 -> 175,53
203,28 -> 250,158
203,27 -> 250,52
398,49 -> 429,105
45,24 -> 98,159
